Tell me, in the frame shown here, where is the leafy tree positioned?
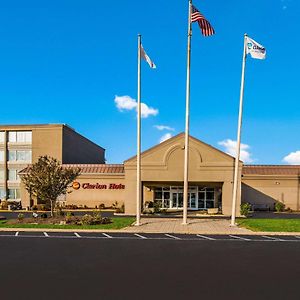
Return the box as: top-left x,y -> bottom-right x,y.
21,156 -> 80,217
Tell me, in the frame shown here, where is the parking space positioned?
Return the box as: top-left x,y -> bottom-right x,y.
18,231 -> 45,237
0,231 -> 300,242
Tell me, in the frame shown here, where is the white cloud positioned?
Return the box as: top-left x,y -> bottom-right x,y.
159,133 -> 173,143
115,95 -> 136,111
140,103 -> 158,118
283,151 -> 300,165
154,125 -> 175,131
218,139 -> 254,163
114,95 -> 158,118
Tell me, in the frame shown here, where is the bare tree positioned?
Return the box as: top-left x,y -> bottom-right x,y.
21,156 -> 80,217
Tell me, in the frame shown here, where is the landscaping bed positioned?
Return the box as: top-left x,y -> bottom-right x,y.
237,218 -> 300,232
0,213 -> 134,230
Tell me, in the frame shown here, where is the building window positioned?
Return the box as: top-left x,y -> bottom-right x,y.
0,169 -> 4,181
154,187 -> 171,209
8,189 -> 20,200
198,188 -> 215,209
0,131 -> 4,143
0,150 -> 4,162
8,131 -> 32,143
153,186 -> 216,210
8,150 -> 32,162
0,188 -> 6,199
8,169 -> 20,181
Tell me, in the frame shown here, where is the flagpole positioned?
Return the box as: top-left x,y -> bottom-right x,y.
136,33 -> 142,226
183,0 -> 192,225
230,33 -> 248,226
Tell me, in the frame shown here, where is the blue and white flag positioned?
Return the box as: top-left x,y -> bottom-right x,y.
246,37 -> 266,60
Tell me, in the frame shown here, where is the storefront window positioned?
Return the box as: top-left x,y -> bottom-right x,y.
153,186 -> 216,210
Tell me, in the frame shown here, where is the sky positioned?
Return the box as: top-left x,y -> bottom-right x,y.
0,0 -> 299,164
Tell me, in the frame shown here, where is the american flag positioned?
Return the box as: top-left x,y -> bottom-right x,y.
191,5 -> 215,37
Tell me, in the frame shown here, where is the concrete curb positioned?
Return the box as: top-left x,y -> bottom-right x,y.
0,226 -> 299,236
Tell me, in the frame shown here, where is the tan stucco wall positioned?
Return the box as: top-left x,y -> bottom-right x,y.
32,126 -> 63,163
242,176 -> 300,211
65,174 -> 125,208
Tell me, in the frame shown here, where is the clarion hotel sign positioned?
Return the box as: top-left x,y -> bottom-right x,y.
72,182 -> 125,190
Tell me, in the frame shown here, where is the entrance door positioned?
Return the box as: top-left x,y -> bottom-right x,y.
189,192 -> 196,209
171,191 -> 184,208
171,193 -> 178,208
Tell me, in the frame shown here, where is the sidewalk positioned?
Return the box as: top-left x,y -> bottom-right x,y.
123,217 -> 252,235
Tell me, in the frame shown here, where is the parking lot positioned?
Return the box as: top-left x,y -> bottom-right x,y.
1,231 -> 300,242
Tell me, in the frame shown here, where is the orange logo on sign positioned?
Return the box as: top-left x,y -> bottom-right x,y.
72,182 -> 80,190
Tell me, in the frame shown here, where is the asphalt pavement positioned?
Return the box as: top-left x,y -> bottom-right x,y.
0,232 -> 299,300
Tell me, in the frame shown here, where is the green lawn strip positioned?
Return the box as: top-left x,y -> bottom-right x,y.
237,218 -> 300,232
0,217 -> 135,230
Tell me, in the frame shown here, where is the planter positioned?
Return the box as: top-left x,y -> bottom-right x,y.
207,208 -> 219,215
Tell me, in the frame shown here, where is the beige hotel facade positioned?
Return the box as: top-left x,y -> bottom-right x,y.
1,124 -> 300,215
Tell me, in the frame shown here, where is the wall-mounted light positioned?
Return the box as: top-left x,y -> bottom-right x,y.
275,182 -> 280,185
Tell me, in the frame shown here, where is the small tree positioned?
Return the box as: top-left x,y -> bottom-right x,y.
21,156 -> 80,217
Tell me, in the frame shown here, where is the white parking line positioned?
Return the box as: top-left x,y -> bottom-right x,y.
102,233 -> 113,238
262,235 -> 284,241
165,234 -> 181,240
15,232 -> 19,237
43,232 -> 49,237
294,236 -> 300,239
229,235 -> 251,241
196,234 -> 216,241
134,233 -> 147,239
74,232 -> 81,238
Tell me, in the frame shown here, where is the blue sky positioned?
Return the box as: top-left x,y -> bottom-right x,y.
0,0 -> 299,164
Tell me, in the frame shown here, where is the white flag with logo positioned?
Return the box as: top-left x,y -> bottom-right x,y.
246,37 -> 266,60
141,45 -> 156,69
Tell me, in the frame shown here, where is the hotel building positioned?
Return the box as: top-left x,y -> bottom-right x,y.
0,124 -> 105,203
1,124 -> 300,215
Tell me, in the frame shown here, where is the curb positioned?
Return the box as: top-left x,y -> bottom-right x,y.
0,227 -> 299,236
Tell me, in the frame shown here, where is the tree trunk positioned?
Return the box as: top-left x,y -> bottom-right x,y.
50,200 -> 54,217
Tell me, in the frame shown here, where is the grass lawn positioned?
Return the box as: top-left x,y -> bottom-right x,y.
0,217 -> 135,230
237,218 -> 300,232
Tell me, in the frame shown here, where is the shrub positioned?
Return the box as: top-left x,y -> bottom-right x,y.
81,214 -> 94,225
32,205 -> 38,211
40,213 -> 48,219
80,213 -> 111,225
275,202 -> 285,212
101,217 -> 112,224
65,204 -> 78,209
55,207 -> 65,217
17,213 -> 24,222
153,201 -> 161,214
145,201 -> 154,208
0,200 -> 8,210
116,204 -> 125,213
99,203 -> 105,209
112,201 -> 119,210
240,203 -> 252,217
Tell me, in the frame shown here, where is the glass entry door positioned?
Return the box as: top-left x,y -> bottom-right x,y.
189,192 -> 197,209
171,191 -> 183,208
